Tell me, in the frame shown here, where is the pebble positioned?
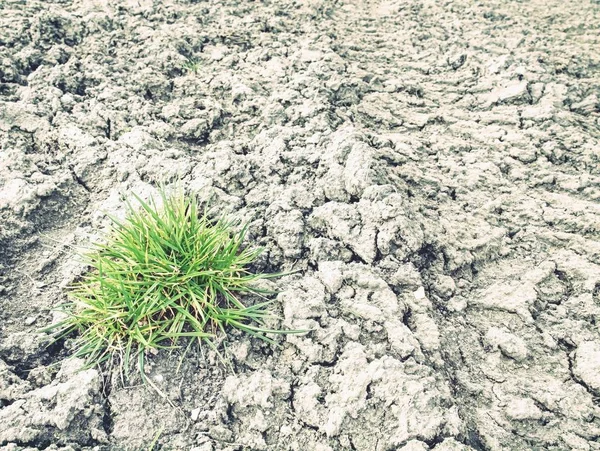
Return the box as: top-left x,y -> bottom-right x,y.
485,327 -> 529,362
413,286 -> 426,300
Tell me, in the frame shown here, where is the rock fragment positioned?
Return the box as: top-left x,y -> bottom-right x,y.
485,327 -> 529,362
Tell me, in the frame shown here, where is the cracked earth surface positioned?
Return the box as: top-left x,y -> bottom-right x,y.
1,0 -> 599,450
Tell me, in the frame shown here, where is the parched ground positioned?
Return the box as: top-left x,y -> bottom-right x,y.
1,0 -> 599,450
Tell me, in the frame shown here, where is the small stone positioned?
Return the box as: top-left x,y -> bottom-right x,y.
433,276 -> 455,300
60,93 -> 76,109
384,320 -> 417,359
482,80 -> 529,106
448,54 -> 467,70
413,286 -> 426,300
447,296 -> 467,312
540,174 -> 555,185
318,261 -> 344,293
509,147 -> 537,164
180,118 -> 209,140
485,327 -> 528,362
208,425 -> 233,442
497,81 -> 529,103
27,366 -> 52,387
190,408 -> 201,422
209,45 -> 227,61
90,427 -> 109,443
505,397 -> 543,420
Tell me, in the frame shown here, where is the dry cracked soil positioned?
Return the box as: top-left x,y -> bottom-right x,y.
1,0 -> 600,450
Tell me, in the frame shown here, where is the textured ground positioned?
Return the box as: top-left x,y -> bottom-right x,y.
1,0 -> 600,450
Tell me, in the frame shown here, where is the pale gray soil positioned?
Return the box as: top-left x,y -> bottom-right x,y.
1,0 -> 600,450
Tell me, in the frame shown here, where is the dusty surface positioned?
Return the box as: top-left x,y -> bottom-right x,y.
1,0 -> 600,450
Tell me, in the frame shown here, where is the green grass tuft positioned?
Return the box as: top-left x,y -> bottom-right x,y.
43,189 -> 298,377
183,57 -> 200,74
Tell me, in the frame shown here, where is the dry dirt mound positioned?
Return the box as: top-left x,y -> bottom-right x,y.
1,0 -> 599,450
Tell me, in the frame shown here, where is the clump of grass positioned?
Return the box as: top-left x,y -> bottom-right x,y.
44,189 -> 294,377
183,57 -> 200,74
